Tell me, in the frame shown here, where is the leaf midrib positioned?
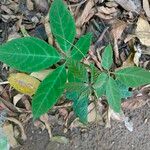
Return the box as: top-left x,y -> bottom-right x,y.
34,65 -> 65,117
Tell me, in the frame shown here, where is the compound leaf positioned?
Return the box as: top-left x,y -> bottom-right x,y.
106,76 -> 121,112
71,33 -> 92,60
0,37 -> 61,72
32,65 -> 66,118
101,44 -> 113,70
115,67 -> 150,87
93,72 -> 108,98
49,0 -> 76,52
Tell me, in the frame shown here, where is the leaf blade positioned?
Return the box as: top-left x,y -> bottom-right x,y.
101,44 -> 113,70
106,77 -> 121,112
71,33 -> 92,60
115,67 -> 150,87
49,0 -> 76,52
93,72 -> 108,98
32,65 -> 67,118
0,37 -> 61,72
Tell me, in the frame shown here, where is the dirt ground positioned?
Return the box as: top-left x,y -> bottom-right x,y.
12,104 -> 150,150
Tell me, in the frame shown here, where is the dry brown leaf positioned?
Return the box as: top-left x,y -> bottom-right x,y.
111,20 -> 127,41
135,17 -> 150,46
95,6 -> 118,20
76,0 -> 94,27
26,0 -> 34,11
122,95 -> 149,110
40,114 -> 52,139
88,103 -> 96,123
111,20 -> 127,59
8,73 -> 40,96
115,0 -> 138,12
30,69 -> 53,81
143,0 -> 150,19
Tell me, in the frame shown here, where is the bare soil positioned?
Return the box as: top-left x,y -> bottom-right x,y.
12,104 -> 150,150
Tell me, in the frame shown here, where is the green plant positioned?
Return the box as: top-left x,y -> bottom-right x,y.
0,0 -> 150,123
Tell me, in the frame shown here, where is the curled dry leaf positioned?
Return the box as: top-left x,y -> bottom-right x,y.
111,20 -> 127,60
76,0 -> 94,27
135,17 -> 150,47
8,73 -> 40,96
40,114 -> 52,139
95,6 -> 118,20
115,0 -> 138,12
122,95 -> 149,110
143,0 -> 150,19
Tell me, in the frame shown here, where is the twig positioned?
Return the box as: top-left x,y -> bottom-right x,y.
0,81 -> 9,85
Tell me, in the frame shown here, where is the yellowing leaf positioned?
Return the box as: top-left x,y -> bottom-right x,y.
8,73 -> 40,96
135,17 -> 150,46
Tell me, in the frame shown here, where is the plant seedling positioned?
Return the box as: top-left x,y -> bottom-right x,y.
0,0 -> 149,123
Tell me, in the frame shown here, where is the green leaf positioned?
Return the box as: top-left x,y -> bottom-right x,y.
65,83 -> 90,123
32,65 -> 67,118
65,82 -> 88,93
0,37 -> 60,72
67,59 -> 88,82
101,44 -> 113,70
90,64 -> 101,83
115,80 -> 132,99
93,73 -> 108,98
49,0 -> 76,52
115,67 -> 150,87
66,89 -> 89,123
106,76 -> 121,112
71,33 -> 92,60
73,92 -> 89,124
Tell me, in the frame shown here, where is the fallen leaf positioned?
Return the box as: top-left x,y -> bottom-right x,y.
135,17 -> 150,46
119,53 -> 135,69
115,0 -> 138,12
88,103 -> 97,123
76,0 -> 94,27
143,0 -> 150,19
95,6 -> 118,20
13,94 -> 24,106
40,114 -> 52,139
30,69 -> 53,81
26,0 -> 34,11
122,95 -> 149,110
8,73 -> 40,96
111,20 -> 127,60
